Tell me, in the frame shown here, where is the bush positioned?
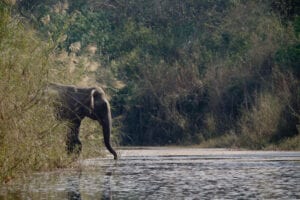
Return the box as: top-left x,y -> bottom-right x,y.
238,93 -> 284,149
0,4 -> 70,182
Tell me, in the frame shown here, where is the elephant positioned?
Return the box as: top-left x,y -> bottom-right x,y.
48,83 -> 117,160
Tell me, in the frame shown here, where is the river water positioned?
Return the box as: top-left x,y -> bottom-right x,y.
0,147 -> 300,199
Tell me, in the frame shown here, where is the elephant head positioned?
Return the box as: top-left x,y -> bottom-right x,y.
48,83 -> 118,160
89,88 -> 118,160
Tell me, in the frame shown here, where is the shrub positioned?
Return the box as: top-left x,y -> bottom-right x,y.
238,93 -> 283,149
0,4 -> 70,182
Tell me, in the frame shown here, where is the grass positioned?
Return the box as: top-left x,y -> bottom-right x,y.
276,134 -> 300,150
199,132 -> 240,149
238,93 -> 284,149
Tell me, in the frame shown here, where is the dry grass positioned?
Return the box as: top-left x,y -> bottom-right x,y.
277,134 -> 300,150
238,93 -> 284,149
199,132 -> 239,148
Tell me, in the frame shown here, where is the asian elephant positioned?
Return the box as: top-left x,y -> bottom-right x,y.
48,83 -> 117,160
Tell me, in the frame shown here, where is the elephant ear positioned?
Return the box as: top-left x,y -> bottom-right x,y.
90,89 -> 97,114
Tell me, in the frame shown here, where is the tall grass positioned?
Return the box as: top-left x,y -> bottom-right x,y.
0,4 -> 70,182
238,93 -> 283,149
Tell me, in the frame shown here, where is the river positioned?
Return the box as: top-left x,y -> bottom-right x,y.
0,147 -> 300,199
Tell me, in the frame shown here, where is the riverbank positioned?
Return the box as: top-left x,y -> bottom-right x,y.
198,133 -> 300,151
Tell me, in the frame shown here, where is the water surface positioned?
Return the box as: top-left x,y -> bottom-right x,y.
1,147 -> 300,199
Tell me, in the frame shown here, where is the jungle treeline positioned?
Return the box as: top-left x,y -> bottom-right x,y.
10,0 -> 300,148
1,0 -> 300,180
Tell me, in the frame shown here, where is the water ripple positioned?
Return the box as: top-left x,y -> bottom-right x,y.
1,148 -> 300,199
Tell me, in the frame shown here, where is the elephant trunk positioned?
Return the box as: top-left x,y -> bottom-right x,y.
100,102 -> 118,160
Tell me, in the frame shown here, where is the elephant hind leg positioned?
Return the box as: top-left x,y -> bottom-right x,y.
66,121 -> 82,155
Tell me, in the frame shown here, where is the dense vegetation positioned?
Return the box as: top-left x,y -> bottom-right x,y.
0,0 -> 299,181
0,1 -> 69,182
0,0 -> 108,182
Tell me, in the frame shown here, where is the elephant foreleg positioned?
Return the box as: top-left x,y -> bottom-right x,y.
66,120 -> 82,155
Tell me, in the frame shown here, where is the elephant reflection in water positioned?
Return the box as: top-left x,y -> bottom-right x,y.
48,83 -> 117,160
67,175 -> 81,200
66,170 -> 115,200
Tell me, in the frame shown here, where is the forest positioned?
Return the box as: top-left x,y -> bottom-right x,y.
0,0 -> 299,181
